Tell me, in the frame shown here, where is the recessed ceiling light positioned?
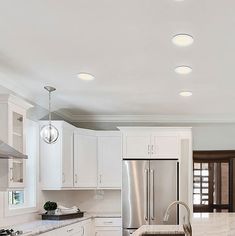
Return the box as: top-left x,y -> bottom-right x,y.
179,91 -> 192,97
77,73 -> 95,81
172,34 -> 194,47
175,66 -> 192,75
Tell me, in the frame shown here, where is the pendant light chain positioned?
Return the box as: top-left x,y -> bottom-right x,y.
40,86 -> 59,144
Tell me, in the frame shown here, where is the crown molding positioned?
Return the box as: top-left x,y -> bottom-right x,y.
54,112 -> 235,123
0,94 -> 33,110
1,76 -> 235,124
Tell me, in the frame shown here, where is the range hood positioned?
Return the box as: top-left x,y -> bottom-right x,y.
0,140 -> 27,159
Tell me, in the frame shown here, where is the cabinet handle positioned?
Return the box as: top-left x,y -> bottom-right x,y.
82,226 -> 84,236
62,173 -> 65,183
151,145 -> 154,154
67,228 -> 74,232
10,167 -> 13,182
75,174 -> 78,183
99,174 -> 102,184
148,145 -> 150,155
104,221 -> 113,224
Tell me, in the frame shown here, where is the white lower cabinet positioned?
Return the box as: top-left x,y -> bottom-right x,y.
40,219 -> 92,236
95,229 -> 121,236
95,218 -> 122,236
39,218 -> 121,236
40,231 -> 55,236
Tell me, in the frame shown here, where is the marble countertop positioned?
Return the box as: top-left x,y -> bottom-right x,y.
133,213 -> 235,236
192,213 -> 235,236
132,225 -> 185,235
11,212 -> 121,236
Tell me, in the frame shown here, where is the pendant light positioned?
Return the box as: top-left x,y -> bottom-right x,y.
40,86 -> 59,144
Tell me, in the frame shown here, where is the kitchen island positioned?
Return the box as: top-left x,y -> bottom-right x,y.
133,213 -> 235,236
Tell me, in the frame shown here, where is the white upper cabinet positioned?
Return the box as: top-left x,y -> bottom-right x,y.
119,127 -> 189,160
74,129 -> 97,188
40,122 -> 122,190
40,121 -> 75,190
151,133 -> 179,159
97,132 -> 122,189
124,133 -> 151,158
0,94 -> 33,190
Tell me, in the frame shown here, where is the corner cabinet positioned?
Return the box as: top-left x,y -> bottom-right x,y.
40,121 -> 75,190
40,122 -> 122,190
0,94 -> 33,190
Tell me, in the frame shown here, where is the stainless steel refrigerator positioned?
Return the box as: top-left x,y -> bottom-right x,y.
122,160 -> 179,236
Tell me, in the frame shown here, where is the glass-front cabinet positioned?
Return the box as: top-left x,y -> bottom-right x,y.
0,94 -> 33,190
9,110 -> 25,188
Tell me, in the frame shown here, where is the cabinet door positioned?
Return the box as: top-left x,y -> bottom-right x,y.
98,136 -> 121,188
40,231 -> 55,236
8,106 -> 26,188
95,228 -> 121,236
62,127 -> 74,188
151,134 -> 179,159
83,219 -> 92,236
74,133 -> 97,188
123,134 -> 151,159
40,121 -> 75,190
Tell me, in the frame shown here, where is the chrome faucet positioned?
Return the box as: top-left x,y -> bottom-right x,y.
163,201 -> 192,236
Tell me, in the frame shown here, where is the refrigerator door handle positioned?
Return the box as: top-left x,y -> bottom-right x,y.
150,169 -> 155,220
144,169 -> 149,221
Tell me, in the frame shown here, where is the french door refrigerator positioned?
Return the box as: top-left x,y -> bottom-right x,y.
122,160 -> 179,236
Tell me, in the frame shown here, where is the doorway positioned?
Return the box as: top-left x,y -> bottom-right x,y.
193,150 -> 235,212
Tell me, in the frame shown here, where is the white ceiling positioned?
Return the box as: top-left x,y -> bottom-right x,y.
0,0 -> 235,122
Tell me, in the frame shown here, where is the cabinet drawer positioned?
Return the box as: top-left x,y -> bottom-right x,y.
56,222 -> 84,235
95,218 -> 121,227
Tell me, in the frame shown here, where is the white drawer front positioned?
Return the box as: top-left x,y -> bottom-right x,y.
95,218 -> 121,227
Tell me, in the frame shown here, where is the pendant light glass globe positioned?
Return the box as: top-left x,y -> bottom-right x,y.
40,86 -> 59,144
40,124 -> 59,144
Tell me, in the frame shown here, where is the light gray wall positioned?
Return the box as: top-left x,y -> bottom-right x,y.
73,122 -> 235,150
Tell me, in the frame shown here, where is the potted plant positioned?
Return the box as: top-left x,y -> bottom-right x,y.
44,201 -> 57,215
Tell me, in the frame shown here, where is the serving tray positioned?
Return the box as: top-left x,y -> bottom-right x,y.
41,211 -> 84,220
